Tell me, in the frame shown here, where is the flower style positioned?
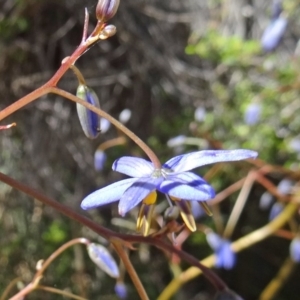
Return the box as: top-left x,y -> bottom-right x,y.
81,149 -> 257,233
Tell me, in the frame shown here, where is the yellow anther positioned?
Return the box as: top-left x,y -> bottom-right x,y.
143,191 -> 157,205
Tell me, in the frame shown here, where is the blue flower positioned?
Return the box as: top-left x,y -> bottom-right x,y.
244,103 -> 261,125
94,150 -> 107,171
290,237 -> 300,263
206,232 -> 236,270
115,282 -> 128,299
269,202 -> 284,221
81,149 -> 257,217
261,16 -> 288,52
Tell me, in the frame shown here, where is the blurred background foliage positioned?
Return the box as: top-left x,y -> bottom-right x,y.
1,0 -> 300,299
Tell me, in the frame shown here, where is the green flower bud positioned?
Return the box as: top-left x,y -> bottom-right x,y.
96,0 -> 120,22
76,85 -> 101,139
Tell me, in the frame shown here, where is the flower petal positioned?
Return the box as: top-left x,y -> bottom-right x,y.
118,177 -> 163,216
164,149 -> 258,173
113,156 -> 154,177
158,172 -> 215,201
81,178 -> 137,210
216,241 -> 236,270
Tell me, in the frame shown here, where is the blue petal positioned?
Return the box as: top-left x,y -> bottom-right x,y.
290,237 -> 300,263
269,202 -> 284,221
158,172 -> 215,201
87,243 -> 120,278
164,150 -> 258,173
113,156 -> 154,177
215,241 -> 236,270
118,177 -> 163,216
261,17 -> 287,52
206,232 -> 224,250
115,282 -> 128,299
94,150 -> 107,171
81,178 -> 137,210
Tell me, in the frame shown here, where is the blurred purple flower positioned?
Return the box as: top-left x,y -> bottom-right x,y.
115,282 -> 128,299
94,150 -> 107,171
289,137 -> 300,153
277,179 -> 294,195
194,107 -> 206,122
290,237 -> 300,263
81,149 -> 257,216
259,191 -> 274,210
167,135 -> 186,148
244,103 -> 261,125
190,200 -> 205,219
269,202 -> 284,221
271,0 -> 283,21
119,108 -> 132,124
100,118 -> 111,133
261,16 -> 288,52
206,232 -> 236,270
87,243 -> 120,278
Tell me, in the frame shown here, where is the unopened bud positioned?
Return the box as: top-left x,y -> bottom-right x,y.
96,0 -> 120,22
164,206 -> 180,221
87,243 -> 120,278
99,24 -> 117,40
76,85 -> 101,139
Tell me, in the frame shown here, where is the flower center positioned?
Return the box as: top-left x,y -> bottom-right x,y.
161,167 -> 173,178
151,168 -> 173,179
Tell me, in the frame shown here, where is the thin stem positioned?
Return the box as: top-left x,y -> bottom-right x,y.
157,202 -> 298,300
0,86 -> 52,121
34,238 -> 90,281
9,282 -> 36,300
259,258 -> 295,300
36,285 -> 88,300
97,136 -> 127,151
49,87 -> 161,168
1,277 -> 21,300
69,64 -> 87,85
223,170 -> 255,239
81,8 -> 89,43
113,242 -> 149,300
0,19 -> 105,122
0,171 -> 227,291
0,123 -> 16,130
8,238 -> 90,300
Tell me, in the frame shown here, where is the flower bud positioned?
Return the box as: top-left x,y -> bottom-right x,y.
277,179 -> 294,195
164,206 -> 180,221
76,85 -> 101,139
290,237 -> 300,263
244,102 -> 261,125
94,150 -> 107,171
206,232 -> 236,270
269,202 -> 284,221
119,108 -> 132,124
259,191 -> 273,210
87,243 -> 120,278
261,16 -> 287,52
99,24 -> 117,40
96,0 -> 120,22
115,282 -> 128,299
